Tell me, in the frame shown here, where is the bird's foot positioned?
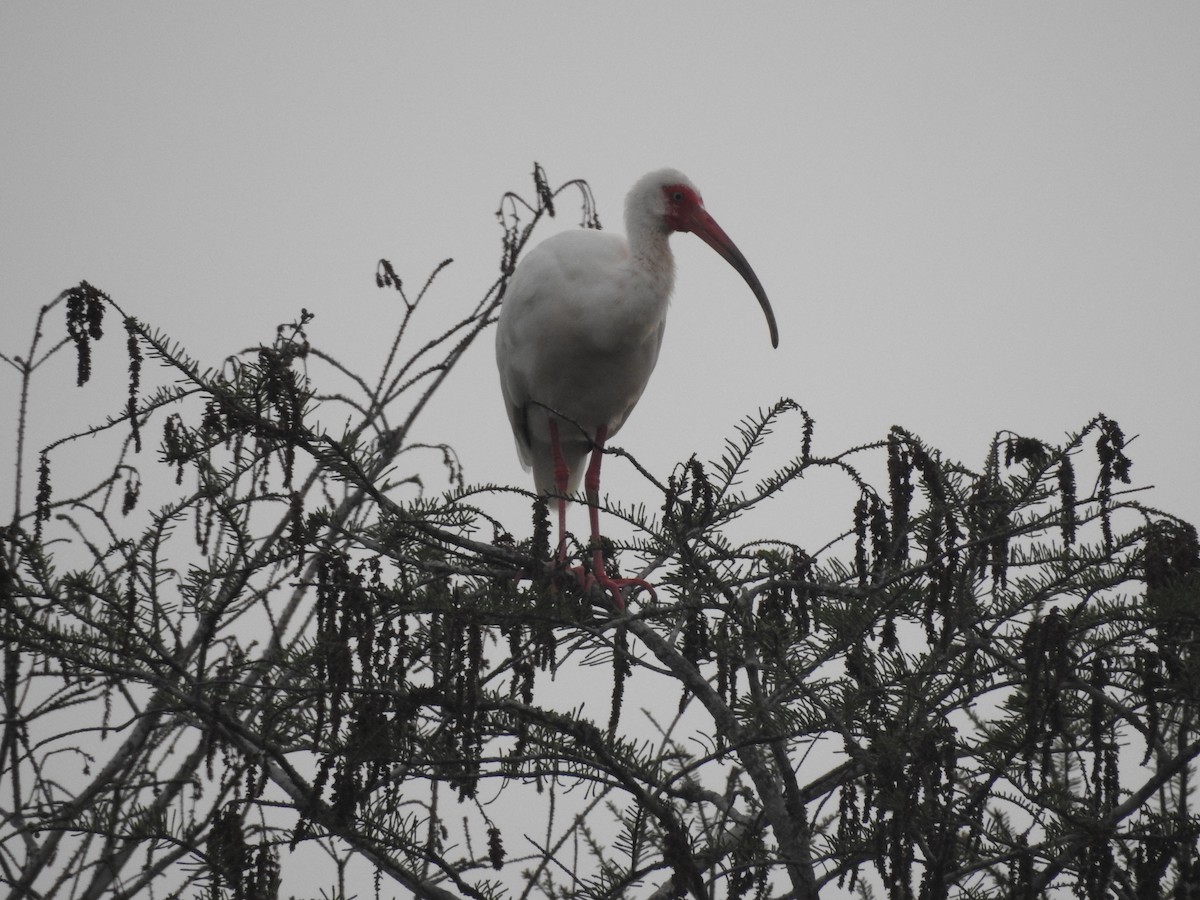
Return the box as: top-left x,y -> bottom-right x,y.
572,567 -> 655,611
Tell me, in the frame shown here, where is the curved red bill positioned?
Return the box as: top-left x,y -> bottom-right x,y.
684,207 -> 780,349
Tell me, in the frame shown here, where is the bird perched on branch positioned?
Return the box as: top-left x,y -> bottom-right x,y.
496,168 -> 778,608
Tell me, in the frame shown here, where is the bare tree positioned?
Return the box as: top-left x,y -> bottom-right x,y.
3,167 -> 1199,900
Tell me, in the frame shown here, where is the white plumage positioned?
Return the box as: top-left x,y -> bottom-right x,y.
495,168 -> 778,607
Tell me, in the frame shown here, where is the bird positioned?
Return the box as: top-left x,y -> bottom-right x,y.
495,168 -> 778,609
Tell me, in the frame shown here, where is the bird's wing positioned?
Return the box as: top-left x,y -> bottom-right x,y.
607,314 -> 666,437
499,370 -> 534,472
495,231 -> 629,466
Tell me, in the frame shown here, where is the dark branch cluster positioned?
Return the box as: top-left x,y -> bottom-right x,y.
4,169 -> 1200,900
65,280 -> 106,386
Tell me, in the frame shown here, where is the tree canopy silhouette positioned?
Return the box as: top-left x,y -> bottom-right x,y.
3,166 -> 1200,900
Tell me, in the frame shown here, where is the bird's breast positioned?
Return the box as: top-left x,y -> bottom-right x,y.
497,228 -> 674,438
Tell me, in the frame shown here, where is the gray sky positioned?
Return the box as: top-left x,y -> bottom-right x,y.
2,5 -> 1198,895
3,5 -> 1197,541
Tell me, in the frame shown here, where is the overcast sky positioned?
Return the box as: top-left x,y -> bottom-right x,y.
2,5 -> 1198,896
6,3 -> 1198,543
4,2 -> 1198,551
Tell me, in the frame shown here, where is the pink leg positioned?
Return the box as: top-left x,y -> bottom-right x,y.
582,426 -> 655,610
583,425 -> 610,591
544,420 -> 654,611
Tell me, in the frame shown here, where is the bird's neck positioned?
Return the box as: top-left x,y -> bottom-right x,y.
624,217 -> 676,297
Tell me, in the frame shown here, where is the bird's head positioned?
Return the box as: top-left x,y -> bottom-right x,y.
625,168 -> 698,236
625,168 -> 780,348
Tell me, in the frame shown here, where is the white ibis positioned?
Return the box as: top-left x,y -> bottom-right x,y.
495,168 -> 778,609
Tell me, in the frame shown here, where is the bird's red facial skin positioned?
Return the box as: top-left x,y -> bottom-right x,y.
662,184 -> 704,233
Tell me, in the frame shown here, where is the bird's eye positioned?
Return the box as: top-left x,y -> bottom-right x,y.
672,191 -> 684,203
